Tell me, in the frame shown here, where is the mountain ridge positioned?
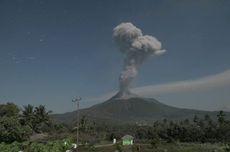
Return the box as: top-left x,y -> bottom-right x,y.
52,97 -> 230,125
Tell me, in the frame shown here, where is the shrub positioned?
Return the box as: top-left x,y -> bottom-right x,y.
0,116 -> 32,143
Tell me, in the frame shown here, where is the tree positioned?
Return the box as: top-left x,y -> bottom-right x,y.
80,115 -> 88,131
135,128 -> 148,139
21,104 -> 36,130
0,103 -> 19,117
0,116 -> 32,143
193,115 -> 199,124
33,105 -> 52,132
0,103 -> 55,142
35,105 -> 52,121
0,103 -> 33,143
217,110 -> 226,125
21,104 -> 52,133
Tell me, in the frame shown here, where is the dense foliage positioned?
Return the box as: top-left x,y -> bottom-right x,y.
0,103 -> 52,143
0,116 -> 32,142
104,111 -> 230,143
0,139 -> 74,152
1,102 -> 230,152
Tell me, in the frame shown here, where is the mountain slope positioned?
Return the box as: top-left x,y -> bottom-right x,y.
52,97 -> 230,125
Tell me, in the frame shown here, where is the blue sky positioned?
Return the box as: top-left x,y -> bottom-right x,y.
0,0 -> 230,113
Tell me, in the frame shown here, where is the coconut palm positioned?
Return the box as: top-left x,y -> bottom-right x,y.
21,104 -> 36,130
22,104 -> 52,132
34,105 -> 52,132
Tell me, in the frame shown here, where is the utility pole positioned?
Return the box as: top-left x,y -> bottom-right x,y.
72,96 -> 82,151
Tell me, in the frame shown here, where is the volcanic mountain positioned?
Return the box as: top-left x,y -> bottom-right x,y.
52,95 -> 230,125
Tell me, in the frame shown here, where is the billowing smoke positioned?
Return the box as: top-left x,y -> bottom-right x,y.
113,22 -> 166,98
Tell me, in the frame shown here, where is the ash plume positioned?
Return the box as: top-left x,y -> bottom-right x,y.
113,22 -> 166,99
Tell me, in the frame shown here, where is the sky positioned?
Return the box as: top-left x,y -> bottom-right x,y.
0,0 -> 230,113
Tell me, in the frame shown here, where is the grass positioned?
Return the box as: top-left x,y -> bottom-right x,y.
134,143 -> 221,152
77,142 -> 228,152
0,141 -> 229,152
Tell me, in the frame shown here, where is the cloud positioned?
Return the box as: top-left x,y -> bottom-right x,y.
8,53 -> 36,64
133,69 -> 230,95
82,69 -> 230,108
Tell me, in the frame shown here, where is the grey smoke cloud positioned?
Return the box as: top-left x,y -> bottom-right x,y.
82,69 -> 230,110
133,69 -> 230,95
113,22 -> 166,97
113,23 -> 142,53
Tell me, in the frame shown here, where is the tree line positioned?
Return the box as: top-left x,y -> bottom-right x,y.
106,111 -> 230,143
0,103 -> 54,143
1,102 -> 230,144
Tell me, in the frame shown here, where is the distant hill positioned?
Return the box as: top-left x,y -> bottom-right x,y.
52,97 -> 230,125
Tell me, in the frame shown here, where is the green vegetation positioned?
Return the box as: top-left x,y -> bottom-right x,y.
1,142 -> 229,152
1,102 -> 230,151
0,103 -> 54,143
0,103 -> 32,142
0,139 -> 74,152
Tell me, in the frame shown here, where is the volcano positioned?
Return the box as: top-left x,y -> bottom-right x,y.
52,96 -> 230,125
110,90 -> 138,100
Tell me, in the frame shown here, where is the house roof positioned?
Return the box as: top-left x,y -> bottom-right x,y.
122,135 -> 134,140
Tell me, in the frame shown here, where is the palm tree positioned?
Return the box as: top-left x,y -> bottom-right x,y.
22,104 -> 35,130
34,105 -> 52,131
22,104 -> 52,132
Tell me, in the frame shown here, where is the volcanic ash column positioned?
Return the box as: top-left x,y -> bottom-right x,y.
112,22 -> 166,99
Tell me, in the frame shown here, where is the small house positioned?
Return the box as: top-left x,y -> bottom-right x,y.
122,135 -> 134,145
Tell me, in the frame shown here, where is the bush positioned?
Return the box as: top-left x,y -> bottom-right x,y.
223,144 -> 230,152
150,138 -> 160,149
0,116 -> 32,143
0,139 -> 75,152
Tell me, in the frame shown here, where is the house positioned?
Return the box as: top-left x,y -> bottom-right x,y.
122,135 -> 134,145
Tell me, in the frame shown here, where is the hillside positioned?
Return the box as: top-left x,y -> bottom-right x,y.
52,97 -> 230,125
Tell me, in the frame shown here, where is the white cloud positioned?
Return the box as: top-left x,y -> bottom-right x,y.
133,69 -> 230,96
82,69 -> 230,108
